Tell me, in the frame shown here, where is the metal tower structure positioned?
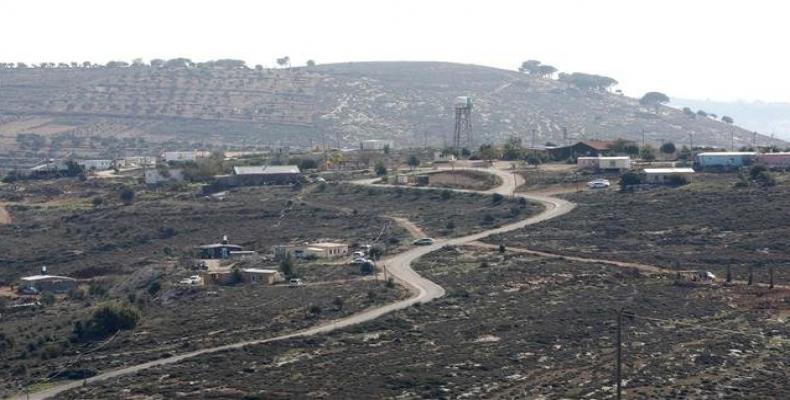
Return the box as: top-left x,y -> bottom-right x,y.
452,96 -> 473,153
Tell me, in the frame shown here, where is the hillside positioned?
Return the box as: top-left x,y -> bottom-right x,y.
671,98 -> 790,142
0,61 -> 782,154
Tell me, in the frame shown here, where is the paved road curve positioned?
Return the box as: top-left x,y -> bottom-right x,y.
12,167 -> 574,400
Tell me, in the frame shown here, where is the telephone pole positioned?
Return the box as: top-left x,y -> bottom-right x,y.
615,308 -> 624,400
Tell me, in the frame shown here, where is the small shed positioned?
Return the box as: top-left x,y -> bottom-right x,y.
241,268 -> 282,285
303,242 -> 349,259
19,275 -> 77,294
642,168 -> 695,184
232,165 -> 301,185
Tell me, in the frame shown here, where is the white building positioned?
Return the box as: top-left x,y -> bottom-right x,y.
642,168 -> 695,184
360,140 -> 394,152
77,159 -> 114,171
302,242 -> 349,259
577,156 -> 632,171
163,151 -> 197,162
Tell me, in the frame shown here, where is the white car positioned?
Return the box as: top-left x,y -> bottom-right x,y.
351,257 -> 368,265
587,179 -> 611,189
288,278 -> 304,288
413,238 -> 434,246
352,251 -> 366,258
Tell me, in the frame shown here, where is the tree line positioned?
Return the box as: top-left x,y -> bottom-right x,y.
0,57 -> 317,70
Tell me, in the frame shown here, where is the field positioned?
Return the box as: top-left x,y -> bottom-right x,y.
304,183 -> 541,238
426,169 -> 502,191
0,180 -> 408,284
0,178 -> 419,395
490,172 -> 790,284
56,246 -> 790,399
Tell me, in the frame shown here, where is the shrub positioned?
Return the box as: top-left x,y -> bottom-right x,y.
332,296 -> 344,311
360,261 -> 375,275
375,162 -> 387,176
279,255 -> 295,279
40,292 -> 56,306
73,303 -> 140,341
755,170 -> 776,187
482,214 -> 496,225
118,187 -> 135,205
308,304 -> 322,315
440,189 -> 452,200
445,221 -> 456,230
492,193 -> 504,205
620,171 -> 642,188
666,174 -> 689,186
91,196 -> 104,207
146,279 -> 161,296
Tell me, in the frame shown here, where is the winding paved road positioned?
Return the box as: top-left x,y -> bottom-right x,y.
12,167 -> 575,400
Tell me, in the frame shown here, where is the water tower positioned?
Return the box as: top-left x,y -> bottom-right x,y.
452,96 -> 473,153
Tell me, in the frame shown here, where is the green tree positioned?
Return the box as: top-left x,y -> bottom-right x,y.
660,142 -> 677,157
721,115 -> 734,124
502,137 -> 523,161
118,187 -> 135,205
677,145 -> 692,161
407,154 -> 420,170
73,303 -> 140,341
477,144 -> 500,162
640,145 -> 656,161
519,60 -> 542,74
639,92 -> 670,112
279,255 -> 296,279
620,171 -> 642,188
374,161 -> 387,176
306,59 -> 316,67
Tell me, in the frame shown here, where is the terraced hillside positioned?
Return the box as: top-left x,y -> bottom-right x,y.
0,62 -> 781,151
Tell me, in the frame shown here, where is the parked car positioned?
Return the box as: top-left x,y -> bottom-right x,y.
587,179 -> 611,189
288,278 -> 304,288
413,238 -> 434,246
315,177 -> 327,183
351,257 -> 368,265
352,251 -> 366,258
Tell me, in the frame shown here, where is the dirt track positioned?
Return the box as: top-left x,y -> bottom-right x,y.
14,166 -> 575,400
0,203 -> 10,224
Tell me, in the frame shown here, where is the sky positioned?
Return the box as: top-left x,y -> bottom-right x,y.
2,0 -> 789,103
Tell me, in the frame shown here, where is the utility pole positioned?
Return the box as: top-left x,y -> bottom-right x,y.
731,129 -> 734,151
689,132 -> 694,161
615,307 -> 623,400
641,129 -> 645,148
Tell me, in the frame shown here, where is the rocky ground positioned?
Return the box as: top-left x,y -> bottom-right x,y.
492,172 -> 790,284
56,246 -> 790,399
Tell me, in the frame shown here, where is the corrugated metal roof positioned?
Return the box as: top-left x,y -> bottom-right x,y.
696,152 -> 756,157
241,268 -> 278,274
21,275 -> 76,282
643,168 -> 695,174
233,165 -> 300,175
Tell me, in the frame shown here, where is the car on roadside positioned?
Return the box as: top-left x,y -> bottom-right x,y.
352,251 -> 366,258
288,278 -> 304,288
351,257 -> 369,265
413,238 -> 434,246
587,179 -> 611,189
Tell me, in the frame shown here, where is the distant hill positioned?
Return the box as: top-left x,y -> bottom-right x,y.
671,98 -> 790,142
0,61 -> 783,154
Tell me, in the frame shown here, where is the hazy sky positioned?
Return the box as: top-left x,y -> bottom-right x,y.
2,0 -> 788,103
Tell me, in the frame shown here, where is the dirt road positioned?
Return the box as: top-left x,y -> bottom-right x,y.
14,166 -> 575,400
0,203 -> 10,225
